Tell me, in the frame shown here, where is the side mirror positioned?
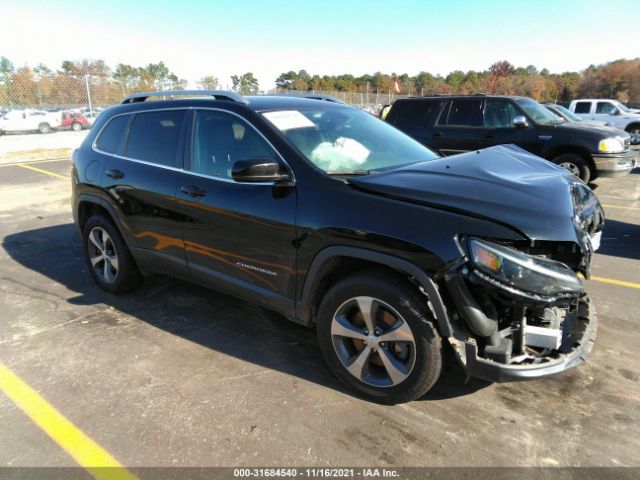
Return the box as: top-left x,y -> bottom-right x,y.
609,108 -> 619,116
513,115 -> 528,128
231,157 -> 292,184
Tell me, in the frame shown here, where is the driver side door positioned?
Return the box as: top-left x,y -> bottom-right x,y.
177,109 -> 298,311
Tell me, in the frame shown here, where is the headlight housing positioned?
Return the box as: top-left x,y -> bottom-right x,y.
468,238 -> 583,297
598,137 -> 625,153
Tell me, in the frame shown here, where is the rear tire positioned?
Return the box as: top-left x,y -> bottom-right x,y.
71,122 -> 82,131
38,123 -> 51,134
552,153 -> 591,183
316,270 -> 442,404
82,214 -> 143,294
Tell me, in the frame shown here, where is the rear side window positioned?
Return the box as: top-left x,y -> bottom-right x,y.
574,102 -> 591,114
96,115 -> 130,154
439,99 -> 482,126
387,101 -> 437,130
125,110 -> 185,167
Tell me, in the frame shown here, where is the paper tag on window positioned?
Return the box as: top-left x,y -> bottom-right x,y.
263,110 -> 315,131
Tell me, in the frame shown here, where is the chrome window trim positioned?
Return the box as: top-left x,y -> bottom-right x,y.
91,106 -> 296,186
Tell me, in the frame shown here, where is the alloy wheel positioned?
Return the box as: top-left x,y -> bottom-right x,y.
559,161 -> 581,177
331,296 -> 416,387
87,227 -> 119,283
629,128 -> 640,145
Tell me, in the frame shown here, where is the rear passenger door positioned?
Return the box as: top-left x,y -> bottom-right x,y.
476,99 -> 539,154
177,109 -> 297,308
431,98 -> 483,155
97,109 -> 188,274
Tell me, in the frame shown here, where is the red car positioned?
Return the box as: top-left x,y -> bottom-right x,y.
61,112 -> 91,131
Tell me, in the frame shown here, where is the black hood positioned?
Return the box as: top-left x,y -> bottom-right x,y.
539,121 -> 624,139
349,145 -> 603,244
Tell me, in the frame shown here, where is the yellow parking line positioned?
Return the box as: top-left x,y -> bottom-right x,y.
0,157 -> 69,167
0,361 -> 138,480
15,163 -> 67,179
602,204 -> 640,212
589,275 -> 640,290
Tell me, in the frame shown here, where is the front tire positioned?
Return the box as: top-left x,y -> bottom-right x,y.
626,125 -> 640,145
316,270 -> 442,404
38,122 -> 51,134
71,122 -> 82,132
82,215 -> 143,294
552,153 -> 591,183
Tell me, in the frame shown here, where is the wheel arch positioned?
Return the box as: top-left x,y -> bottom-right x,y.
297,246 -> 454,337
545,145 -> 596,178
76,194 -> 132,248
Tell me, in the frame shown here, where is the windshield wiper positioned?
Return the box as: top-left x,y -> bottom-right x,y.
325,169 -> 370,175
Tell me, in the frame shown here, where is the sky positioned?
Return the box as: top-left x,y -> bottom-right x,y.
1,0 -> 637,89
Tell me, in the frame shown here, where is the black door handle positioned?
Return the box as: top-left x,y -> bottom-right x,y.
484,134 -> 494,139
433,132 -> 442,137
106,169 -> 124,179
180,185 -> 207,198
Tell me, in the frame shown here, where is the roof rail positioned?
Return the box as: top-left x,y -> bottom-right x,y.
269,93 -> 346,104
121,90 -> 248,105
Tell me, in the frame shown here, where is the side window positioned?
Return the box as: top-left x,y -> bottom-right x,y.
439,99 -> 482,126
388,101 -> 436,130
483,100 -> 520,128
190,110 -> 277,179
95,115 -> 130,154
574,102 -> 591,114
125,110 -> 185,167
596,102 -> 616,114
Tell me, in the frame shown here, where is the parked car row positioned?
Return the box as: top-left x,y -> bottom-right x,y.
0,108 -> 101,135
384,94 -> 637,183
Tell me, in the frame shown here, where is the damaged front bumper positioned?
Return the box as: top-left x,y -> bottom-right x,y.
439,238 -> 598,383
456,298 -> 597,382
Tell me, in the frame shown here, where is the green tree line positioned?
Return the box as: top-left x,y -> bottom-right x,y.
2,56 -> 639,108
275,59 -> 640,103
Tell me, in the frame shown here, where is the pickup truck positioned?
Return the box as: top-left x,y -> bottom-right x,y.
0,109 -> 62,134
568,99 -> 640,144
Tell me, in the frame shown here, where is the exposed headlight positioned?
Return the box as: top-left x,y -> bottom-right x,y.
468,238 -> 583,297
598,137 -> 624,153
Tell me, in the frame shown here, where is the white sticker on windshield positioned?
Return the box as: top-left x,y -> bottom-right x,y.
263,110 -> 315,131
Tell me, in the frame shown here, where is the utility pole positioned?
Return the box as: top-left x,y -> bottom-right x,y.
84,75 -> 93,115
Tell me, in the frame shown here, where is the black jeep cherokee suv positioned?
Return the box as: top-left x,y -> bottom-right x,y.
72,91 -> 602,404
386,94 -> 636,183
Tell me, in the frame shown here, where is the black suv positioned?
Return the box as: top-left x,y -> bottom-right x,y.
72,90 -> 602,404
386,94 -> 636,183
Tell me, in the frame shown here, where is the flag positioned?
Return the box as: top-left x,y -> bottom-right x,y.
393,81 -> 400,93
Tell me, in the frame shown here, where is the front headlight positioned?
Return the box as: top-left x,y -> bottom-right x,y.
598,137 -> 624,153
468,238 -> 583,297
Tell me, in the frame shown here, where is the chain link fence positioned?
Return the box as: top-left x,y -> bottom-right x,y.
0,72 -> 399,112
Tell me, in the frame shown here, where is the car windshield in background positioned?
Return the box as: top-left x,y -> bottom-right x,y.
515,98 -> 563,125
616,102 -> 632,113
262,107 -> 439,174
555,104 -> 583,122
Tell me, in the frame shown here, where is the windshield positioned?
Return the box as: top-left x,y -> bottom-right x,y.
615,101 -> 632,113
554,104 -> 582,122
515,98 -> 562,125
262,107 -> 439,174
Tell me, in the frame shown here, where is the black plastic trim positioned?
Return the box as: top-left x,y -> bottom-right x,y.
297,246 -> 454,336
